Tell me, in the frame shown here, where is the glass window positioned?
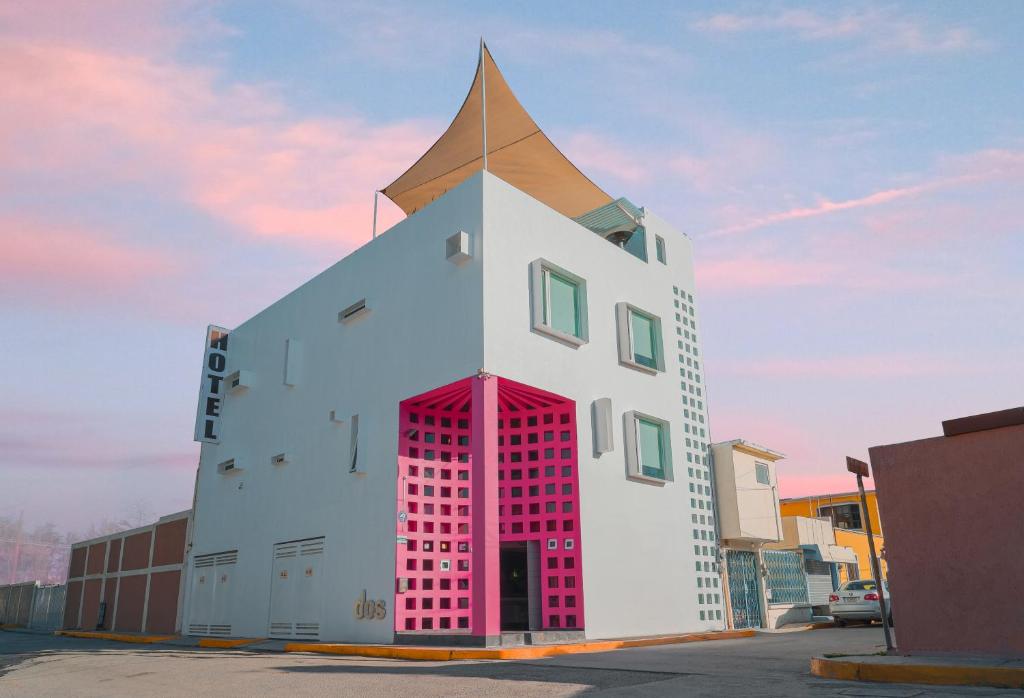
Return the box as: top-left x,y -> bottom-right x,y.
819,503 -> 863,531
636,417 -> 666,478
655,235 -> 667,264
754,462 -> 770,485
530,259 -> 588,346
544,269 -> 580,337
630,310 -> 658,369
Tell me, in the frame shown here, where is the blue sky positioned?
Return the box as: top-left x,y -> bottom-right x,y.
2,1 -> 1022,532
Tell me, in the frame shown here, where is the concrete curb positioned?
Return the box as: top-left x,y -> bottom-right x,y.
284,629 -> 756,661
55,630 -> 178,644
811,656 -> 1024,689
198,637 -> 264,648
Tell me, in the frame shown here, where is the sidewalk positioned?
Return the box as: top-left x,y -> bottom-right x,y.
45,627 -> 756,660
812,653 -> 1024,689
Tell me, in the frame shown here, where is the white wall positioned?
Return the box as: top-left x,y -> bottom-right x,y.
187,175 -> 486,642
481,174 -> 723,638
187,171 -> 724,642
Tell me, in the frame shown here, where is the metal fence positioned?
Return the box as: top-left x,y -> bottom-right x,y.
28,584 -> 66,631
0,582 -> 66,630
763,550 -> 809,605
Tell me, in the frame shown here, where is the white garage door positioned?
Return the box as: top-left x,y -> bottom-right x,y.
187,550 -> 238,636
269,537 -> 324,639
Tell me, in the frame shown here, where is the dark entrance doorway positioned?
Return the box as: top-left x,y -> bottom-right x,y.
500,543 -> 531,631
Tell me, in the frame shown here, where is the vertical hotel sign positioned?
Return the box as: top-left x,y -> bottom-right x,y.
194,325 -> 231,443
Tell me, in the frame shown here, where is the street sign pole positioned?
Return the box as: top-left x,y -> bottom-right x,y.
847,457 -> 895,652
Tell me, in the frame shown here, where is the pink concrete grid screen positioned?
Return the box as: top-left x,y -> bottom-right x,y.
496,381 -> 583,630
394,376 -> 584,633
395,379 -> 475,633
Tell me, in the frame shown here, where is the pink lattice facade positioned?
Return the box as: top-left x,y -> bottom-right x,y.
395,375 -> 584,638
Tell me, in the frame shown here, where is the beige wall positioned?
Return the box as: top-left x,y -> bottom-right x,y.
712,444 -> 782,542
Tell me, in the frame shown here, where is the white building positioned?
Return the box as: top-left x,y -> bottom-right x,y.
183,45 -> 722,645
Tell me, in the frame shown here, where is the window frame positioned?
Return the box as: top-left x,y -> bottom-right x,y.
530,259 -> 589,347
754,461 -> 771,485
655,235 -> 667,264
818,503 -> 863,531
616,302 -> 665,373
622,410 -> 674,484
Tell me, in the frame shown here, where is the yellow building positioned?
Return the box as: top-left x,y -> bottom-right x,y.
780,491 -> 887,582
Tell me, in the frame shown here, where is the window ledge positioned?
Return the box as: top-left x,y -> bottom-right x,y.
626,472 -> 669,487
532,323 -> 587,349
618,358 -> 659,375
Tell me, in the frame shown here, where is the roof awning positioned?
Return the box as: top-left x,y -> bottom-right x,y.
381,43 -> 612,219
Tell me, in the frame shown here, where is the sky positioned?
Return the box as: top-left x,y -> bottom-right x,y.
2,1 -> 1022,533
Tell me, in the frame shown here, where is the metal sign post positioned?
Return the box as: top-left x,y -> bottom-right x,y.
846,456 -> 895,652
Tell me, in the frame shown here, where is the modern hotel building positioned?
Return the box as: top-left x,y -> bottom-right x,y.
183,46 -> 722,645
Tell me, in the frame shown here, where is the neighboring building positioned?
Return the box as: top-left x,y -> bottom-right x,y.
712,440 -> 809,629
182,46 -> 722,645
63,511 -> 190,634
764,516 -> 858,615
870,406 -> 1024,658
780,490 -> 886,581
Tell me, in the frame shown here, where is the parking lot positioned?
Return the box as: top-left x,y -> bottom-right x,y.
0,626 -> 1011,697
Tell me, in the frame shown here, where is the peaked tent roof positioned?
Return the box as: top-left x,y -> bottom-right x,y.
381,44 -> 613,219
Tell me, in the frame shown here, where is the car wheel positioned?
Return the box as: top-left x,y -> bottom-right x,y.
835,618 -> 847,627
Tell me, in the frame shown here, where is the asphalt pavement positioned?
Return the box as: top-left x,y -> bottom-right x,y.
0,626 -> 1016,697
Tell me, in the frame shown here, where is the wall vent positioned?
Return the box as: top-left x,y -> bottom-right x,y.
446,231 -> 472,264
217,458 -> 242,474
226,369 -> 253,392
338,298 -> 369,324
271,453 -> 289,467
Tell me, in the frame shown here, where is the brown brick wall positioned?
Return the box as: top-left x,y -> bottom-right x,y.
80,579 -> 102,630
106,538 -> 122,573
152,518 -> 187,567
85,542 -> 106,576
114,574 -> 147,632
68,548 -> 87,579
121,532 -> 152,571
145,570 -> 181,634
63,580 -> 82,628
100,578 -> 119,630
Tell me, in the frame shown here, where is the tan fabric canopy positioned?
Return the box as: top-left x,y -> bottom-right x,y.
382,44 -> 612,219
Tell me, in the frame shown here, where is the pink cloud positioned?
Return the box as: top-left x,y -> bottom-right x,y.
712,355 -> 971,380
561,132 -> 649,186
0,38 -> 436,248
0,218 -> 180,298
691,9 -> 989,54
704,179 -> 956,238
696,257 -> 834,290
777,472 -> 866,500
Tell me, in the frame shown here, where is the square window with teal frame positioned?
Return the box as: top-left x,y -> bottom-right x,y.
624,411 -> 673,484
530,259 -> 589,347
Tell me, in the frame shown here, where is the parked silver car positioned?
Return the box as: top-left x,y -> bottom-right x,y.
829,579 -> 893,626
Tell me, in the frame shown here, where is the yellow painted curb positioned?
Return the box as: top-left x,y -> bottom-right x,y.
55,630 -> 177,644
285,629 -> 755,661
198,637 -> 264,648
811,656 -> 1024,689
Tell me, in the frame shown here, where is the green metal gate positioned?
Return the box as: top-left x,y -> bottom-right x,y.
726,550 -> 762,629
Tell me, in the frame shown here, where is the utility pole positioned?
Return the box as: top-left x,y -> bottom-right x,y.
846,457 -> 894,652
